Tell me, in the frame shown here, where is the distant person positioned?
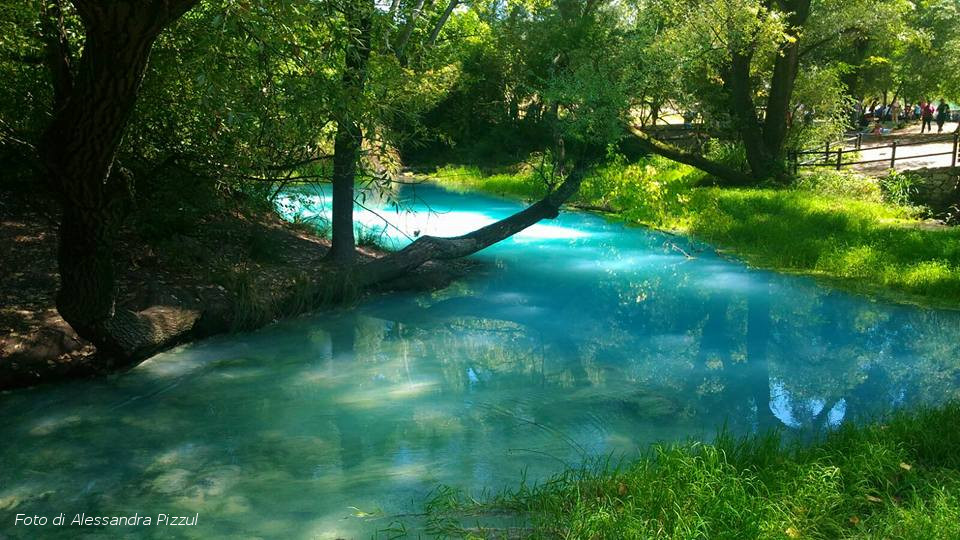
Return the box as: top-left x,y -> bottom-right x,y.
867,99 -> 878,120
936,99 -> 950,133
921,100 -> 934,133
890,101 -> 901,124
913,102 -> 922,120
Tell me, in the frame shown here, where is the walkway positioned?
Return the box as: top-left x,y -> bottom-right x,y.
853,121 -> 959,173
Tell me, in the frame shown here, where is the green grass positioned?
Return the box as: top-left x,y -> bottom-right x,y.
420,404 -> 960,539
433,164 -> 549,200
428,159 -> 960,308
677,189 -> 960,305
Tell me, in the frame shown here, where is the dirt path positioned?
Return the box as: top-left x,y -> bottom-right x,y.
853,121 -> 959,173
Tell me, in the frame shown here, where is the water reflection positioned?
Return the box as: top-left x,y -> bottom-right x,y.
2,185 -> 960,538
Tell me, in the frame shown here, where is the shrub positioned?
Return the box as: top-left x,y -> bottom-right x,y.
879,170 -> 921,208
794,170 -> 884,203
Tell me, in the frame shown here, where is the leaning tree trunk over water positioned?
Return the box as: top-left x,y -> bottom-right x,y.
39,0 -> 198,362
327,0 -> 374,264
357,167 -> 586,285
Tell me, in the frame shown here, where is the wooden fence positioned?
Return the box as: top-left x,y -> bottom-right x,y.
789,132 -> 960,173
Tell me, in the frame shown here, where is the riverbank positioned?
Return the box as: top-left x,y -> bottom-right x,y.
426,159 -> 960,309
0,187 -> 471,390
405,161 -> 960,538
422,403 -> 960,538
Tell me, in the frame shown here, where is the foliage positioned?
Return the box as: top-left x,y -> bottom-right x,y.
421,403 -> 960,539
433,164 -> 548,200
0,1 -> 50,151
879,170 -> 921,208
703,140 -> 750,173
578,151 -> 704,223
787,66 -> 855,150
793,169 -> 886,204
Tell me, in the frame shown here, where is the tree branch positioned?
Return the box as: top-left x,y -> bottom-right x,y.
627,125 -> 753,186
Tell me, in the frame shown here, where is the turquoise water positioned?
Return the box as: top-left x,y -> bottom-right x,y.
3,184 -> 960,538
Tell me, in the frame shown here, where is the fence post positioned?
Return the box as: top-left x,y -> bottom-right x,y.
953,132 -> 958,169
856,133 -> 862,151
890,141 -> 897,169
836,147 -> 843,170
824,142 -> 830,164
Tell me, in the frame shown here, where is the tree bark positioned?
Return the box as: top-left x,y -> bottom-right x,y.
329,121 -> 362,264
724,50 -> 776,181
627,126 -> 753,186
358,166 -> 586,285
328,0 -> 374,264
395,0 -> 427,60
761,0 -> 812,163
39,0 -> 198,362
714,0 -> 811,182
426,0 -> 459,46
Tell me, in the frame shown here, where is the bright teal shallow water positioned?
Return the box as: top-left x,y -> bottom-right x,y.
3,184 -> 960,538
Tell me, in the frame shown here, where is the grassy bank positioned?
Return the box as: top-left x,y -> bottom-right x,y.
429,158 -> 960,307
422,404 -> 960,538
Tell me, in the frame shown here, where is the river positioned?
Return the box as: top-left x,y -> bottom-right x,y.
2,184 -> 959,538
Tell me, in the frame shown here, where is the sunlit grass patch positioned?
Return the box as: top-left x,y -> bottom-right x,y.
417,404 -> 960,539
677,188 -> 960,304
432,165 -> 547,200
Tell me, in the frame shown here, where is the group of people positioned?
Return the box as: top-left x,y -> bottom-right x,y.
917,99 -> 953,133
858,98 -> 954,135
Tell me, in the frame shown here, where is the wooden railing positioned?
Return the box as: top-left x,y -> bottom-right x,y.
640,123 -> 710,142
789,132 -> 959,173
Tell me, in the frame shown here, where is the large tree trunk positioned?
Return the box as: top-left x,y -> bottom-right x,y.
761,0 -> 811,164
39,0 -> 198,361
358,166 -> 586,285
327,0 -> 374,264
724,50 -> 776,181
627,126 -> 753,186
711,0 -> 812,183
328,120 -> 362,264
